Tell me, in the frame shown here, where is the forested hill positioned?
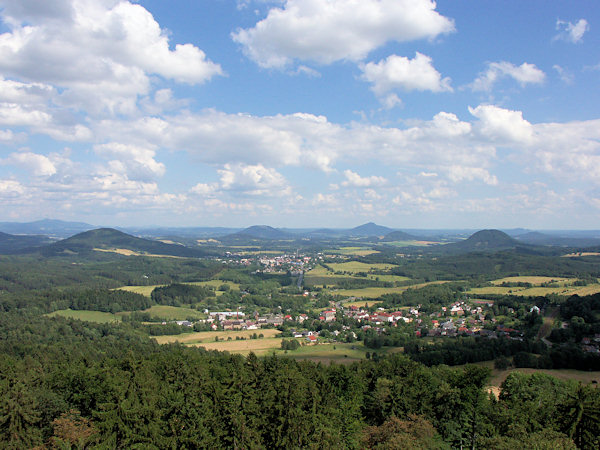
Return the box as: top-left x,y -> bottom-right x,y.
430,229 -> 522,255
347,222 -> 394,236
223,225 -> 294,241
382,230 -> 419,241
32,228 -> 209,258
0,231 -> 52,254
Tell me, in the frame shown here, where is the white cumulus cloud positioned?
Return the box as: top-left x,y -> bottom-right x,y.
0,0 -> 222,116
555,18 -> 589,43
361,52 -> 452,97
342,170 -> 387,187
217,163 -> 291,196
232,0 -> 454,68
94,142 -> 165,181
469,104 -> 534,144
5,151 -> 57,176
471,62 -> 545,91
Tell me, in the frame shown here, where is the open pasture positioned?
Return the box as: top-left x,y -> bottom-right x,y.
93,248 -> 183,258
305,265 -> 340,277
343,299 -> 383,308
328,261 -> 398,273
469,283 -> 600,297
118,285 -> 164,296
124,305 -> 206,320
153,328 -> 281,345
191,338 -> 284,355
189,280 -> 241,290
47,309 -> 121,323
329,280 -> 450,299
327,247 -> 380,256
490,276 -> 574,286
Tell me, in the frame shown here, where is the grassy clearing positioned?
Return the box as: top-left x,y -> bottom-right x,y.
384,240 -> 436,247
562,252 -> 600,258
190,338 -> 284,355
489,367 -> 600,392
120,305 -> 205,321
469,284 -> 600,297
93,248 -> 184,258
344,300 -> 383,308
569,284 -> 600,296
306,265 -> 340,277
153,328 -> 281,345
366,274 -> 411,283
47,309 -> 121,323
491,276 -> 574,286
514,287 -> 575,296
274,342 -> 397,364
455,361 -> 600,397
236,250 -> 285,256
328,261 -> 398,273
326,247 -> 380,256
189,280 -> 241,290
118,285 -> 164,296
330,281 -> 450,299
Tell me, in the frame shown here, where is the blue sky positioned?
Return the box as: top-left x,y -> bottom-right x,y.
0,0 -> 599,229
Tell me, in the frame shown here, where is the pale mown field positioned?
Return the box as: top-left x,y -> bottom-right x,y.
328,261 -> 398,273
126,305 -> 206,320
189,338 -> 284,355
153,328 -> 281,345
344,300 -> 383,308
93,248 -> 184,258
490,276 -> 575,285
325,247 -> 380,256
330,280 -> 451,299
46,309 -> 121,323
469,283 -> 600,297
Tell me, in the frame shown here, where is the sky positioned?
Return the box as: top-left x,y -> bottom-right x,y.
0,0 -> 599,229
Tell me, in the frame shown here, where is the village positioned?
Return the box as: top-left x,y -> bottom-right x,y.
163,296 -> 540,348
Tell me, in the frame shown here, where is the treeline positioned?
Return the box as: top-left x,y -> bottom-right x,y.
403,336 -> 545,367
386,250 -> 600,281
0,254 -> 224,294
380,283 -> 464,311
0,288 -> 151,314
151,283 -> 215,306
0,313 -> 598,448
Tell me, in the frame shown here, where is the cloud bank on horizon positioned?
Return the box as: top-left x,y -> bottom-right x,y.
0,0 -> 598,228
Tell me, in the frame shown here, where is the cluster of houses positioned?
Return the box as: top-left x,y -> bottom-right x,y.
581,335 -> 600,354
258,253 -> 316,272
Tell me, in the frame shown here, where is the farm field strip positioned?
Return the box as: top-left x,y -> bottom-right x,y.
46,309 -> 121,323
189,338 -> 284,355
153,328 -> 281,344
329,280 -> 451,299
325,247 -> 380,256
490,276 -> 575,285
327,261 -> 398,273
123,305 -> 206,320
469,283 -> 600,297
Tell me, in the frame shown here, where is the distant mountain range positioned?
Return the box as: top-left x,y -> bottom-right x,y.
443,229 -> 518,253
381,230 -> 420,241
224,225 -> 295,241
0,231 -> 53,253
32,228 -> 209,258
0,219 -> 95,238
1,220 -> 599,249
